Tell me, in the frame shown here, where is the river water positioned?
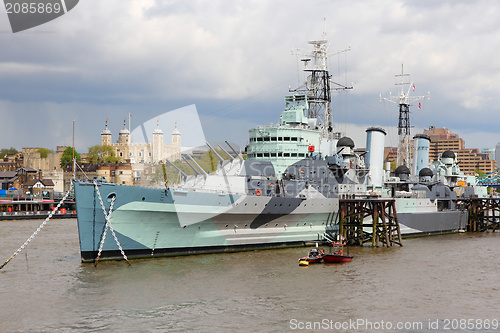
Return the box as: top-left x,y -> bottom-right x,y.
1,218 -> 500,332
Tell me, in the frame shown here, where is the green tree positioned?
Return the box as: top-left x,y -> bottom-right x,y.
87,145 -> 120,163
37,148 -> 53,158
390,161 -> 397,172
60,147 -> 81,168
0,147 -> 18,157
474,168 -> 485,177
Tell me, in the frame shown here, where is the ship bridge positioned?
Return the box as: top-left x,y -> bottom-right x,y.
246,94 -> 322,175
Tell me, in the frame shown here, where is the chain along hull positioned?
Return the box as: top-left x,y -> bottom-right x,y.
74,181 -> 339,262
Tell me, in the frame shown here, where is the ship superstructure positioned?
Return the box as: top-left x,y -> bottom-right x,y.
247,35 -> 352,175
246,95 -> 322,175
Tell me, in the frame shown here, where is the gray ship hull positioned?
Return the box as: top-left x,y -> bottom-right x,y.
398,210 -> 466,236
74,181 -> 339,262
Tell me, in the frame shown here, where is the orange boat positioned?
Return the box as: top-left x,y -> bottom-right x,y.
322,243 -> 353,263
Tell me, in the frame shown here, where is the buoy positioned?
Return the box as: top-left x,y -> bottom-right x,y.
255,189 -> 262,196
299,260 -> 309,266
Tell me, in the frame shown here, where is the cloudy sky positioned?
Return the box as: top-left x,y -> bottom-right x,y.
1,0 -> 499,153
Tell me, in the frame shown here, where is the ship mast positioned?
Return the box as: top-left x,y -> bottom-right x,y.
381,64 -> 429,169
291,23 -> 352,139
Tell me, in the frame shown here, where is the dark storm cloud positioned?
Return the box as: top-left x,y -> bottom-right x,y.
0,0 -> 499,152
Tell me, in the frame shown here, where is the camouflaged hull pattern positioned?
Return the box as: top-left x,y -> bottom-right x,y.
74,181 -> 339,262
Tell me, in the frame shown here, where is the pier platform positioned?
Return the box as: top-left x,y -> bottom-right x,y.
457,197 -> 500,232
338,198 -> 402,247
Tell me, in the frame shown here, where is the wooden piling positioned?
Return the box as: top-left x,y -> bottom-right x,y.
458,198 -> 500,232
338,198 -> 402,247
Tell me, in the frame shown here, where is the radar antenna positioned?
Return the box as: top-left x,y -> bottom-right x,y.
290,20 -> 352,139
380,64 -> 430,169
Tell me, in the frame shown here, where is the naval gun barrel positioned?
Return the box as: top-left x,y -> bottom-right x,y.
206,142 -> 225,164
182,156 -> 201,176
187,154 -> 208,177
225,141 -> 244,162
165,158 -> 188,179
217,144 -> 235,161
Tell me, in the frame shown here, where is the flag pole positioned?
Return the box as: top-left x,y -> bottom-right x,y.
72,119 -> 75,180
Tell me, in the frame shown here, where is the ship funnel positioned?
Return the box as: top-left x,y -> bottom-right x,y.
412,134 -> 430,177
365,127 -> 387,187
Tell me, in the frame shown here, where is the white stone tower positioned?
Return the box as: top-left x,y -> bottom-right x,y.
171,121 -> 181,160
101,118 -> 112,146
118,117 -> 130,145
152,117 -> 164,162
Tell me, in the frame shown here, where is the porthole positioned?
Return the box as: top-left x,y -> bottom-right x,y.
106,193 -> 117,203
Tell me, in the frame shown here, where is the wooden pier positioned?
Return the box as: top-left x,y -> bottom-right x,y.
457,198 -> 500,232
338,198 -> 402,247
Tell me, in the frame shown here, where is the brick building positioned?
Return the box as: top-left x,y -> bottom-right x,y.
422,126 -> 496,175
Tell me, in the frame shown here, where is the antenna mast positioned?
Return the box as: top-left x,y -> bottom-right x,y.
381,64 -> 429,169
72,119 -> 75,180
291,19 -> 352,139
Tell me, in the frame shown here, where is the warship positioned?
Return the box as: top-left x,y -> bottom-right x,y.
73,36 -> 369,262
73,39 -> 481,262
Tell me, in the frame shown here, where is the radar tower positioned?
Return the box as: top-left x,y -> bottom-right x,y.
291,21 -> 352,139
381,64 -> 430,169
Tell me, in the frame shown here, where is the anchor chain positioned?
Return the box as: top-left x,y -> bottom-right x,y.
93,182 -> 130,266
0,182 -> 75,270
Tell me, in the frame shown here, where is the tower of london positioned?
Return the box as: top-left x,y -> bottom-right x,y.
101,118 -> 181,164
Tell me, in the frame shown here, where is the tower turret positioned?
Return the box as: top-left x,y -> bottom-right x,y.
101,118 -> 112,146
118,117 -> 130,145
172,121 -> 181,147
152,117 -> 164,162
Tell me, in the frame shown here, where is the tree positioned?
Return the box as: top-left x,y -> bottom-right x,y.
87,145 -> 120,164
390,161 -> 397,172
37,148 -> 53,158
0,147 -> 18,157
60,147 -> 81,169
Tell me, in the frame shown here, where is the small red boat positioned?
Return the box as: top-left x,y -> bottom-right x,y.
322,243 -> 353,263
298,248 -> 324,264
